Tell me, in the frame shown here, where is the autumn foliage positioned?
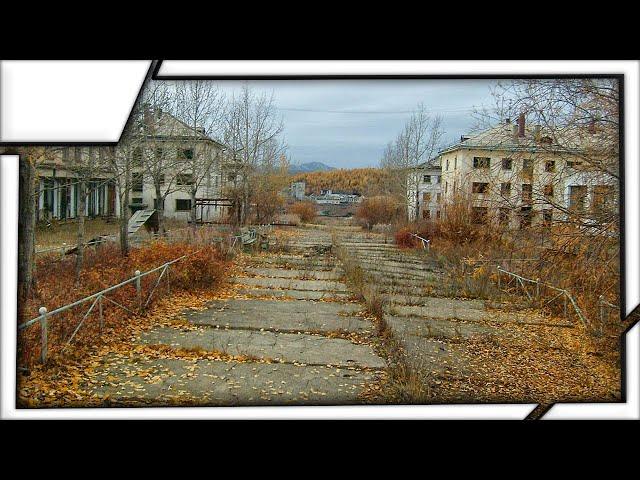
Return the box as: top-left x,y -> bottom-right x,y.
19,242 -> 228,366
290,168 -> 392,196
288,201 -> 317,223
355,195 -> 402,230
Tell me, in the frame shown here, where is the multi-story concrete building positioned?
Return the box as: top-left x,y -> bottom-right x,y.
407,158 -> 442,221
32,108 -> 234,223
437,114 -> 617,229
290,181 -> 306,200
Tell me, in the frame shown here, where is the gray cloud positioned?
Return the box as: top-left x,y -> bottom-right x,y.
216,79 -> 500,169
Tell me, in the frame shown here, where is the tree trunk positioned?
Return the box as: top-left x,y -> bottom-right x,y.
75,180 -> 86,283
190,187 -> 197,227
18,156 -> 36,321
120,160 -> 130,256
155,183 -> 165,235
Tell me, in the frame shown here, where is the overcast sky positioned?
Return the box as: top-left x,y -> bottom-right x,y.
216,80 -> 500,169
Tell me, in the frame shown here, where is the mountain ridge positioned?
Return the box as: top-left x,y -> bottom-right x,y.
288,162 -> 335,174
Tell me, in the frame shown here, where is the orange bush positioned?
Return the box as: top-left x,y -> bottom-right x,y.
356,195 -> 402,230
289,201 -> 317,223
19,241 -> 228,366
394,227 -> 418,248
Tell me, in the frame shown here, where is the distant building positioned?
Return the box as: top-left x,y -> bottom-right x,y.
290,181 -> 306,200
407,158 -> 442,221
311,189 -> 363,205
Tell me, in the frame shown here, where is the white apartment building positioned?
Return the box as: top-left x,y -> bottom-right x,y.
407,159 -> 442,221
29,108 -> 235,223
438,115 -> 617,229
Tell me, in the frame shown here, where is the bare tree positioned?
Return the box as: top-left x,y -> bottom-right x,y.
174,81 -> 226,225
223,84 -> 284,224
380,104 -> 444,218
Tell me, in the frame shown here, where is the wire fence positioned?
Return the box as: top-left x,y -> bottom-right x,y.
19,250 -> 201,363
495,266 -> 589,327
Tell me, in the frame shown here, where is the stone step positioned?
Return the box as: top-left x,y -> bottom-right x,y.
243,267 -> 344,281
138,327 -> 386,369
87,357 -> 378,406
235,288 -> 352,301
232,276 -> 348,293
385,315 -> 495,340
192,298 -> 362,317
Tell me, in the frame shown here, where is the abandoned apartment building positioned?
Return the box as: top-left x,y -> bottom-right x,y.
33,108 -> 237,223
410,114 -> 617,229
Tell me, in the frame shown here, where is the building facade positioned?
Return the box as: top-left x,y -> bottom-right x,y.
407,160 -> 442,221
438,116 -> 617,229
31,109 -> 234,223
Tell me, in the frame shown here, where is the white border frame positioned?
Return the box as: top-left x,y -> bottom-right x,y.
1,60 -> 638,419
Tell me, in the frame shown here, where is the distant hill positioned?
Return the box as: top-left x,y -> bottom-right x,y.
288,162 -> 335,174
290,167 -> 393,196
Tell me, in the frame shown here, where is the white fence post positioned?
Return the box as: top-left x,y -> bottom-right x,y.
39,307 -> 48,363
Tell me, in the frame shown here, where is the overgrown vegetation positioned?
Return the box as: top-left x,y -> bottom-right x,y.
288,201 -> 317,224
335,244 -> 431,403
19,241 -> 229,366
290,167 -> 392,196
395,194 -> 622,337
355,195 -> 403,230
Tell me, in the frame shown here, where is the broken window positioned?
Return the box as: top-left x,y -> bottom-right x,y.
175,199 -> 192,211
545,160 -> 556,172
436,175 -> 441,183
544,184 -> 554,200
519,206 -> 533,229
131,173 -> 143,192
423,175 -> 431,183
542,209 -> 553,226
423,192 -> 432,203
178,148 -> 194,161
472,182 -> 489,194
592,185 -> 615,215
569,185 -> 587,212
502,158 -> 513,170
473,157 -> 491,169
132,147 -> 144,167
436,193 -> 442,203
501,182 -> 511,196
422,209 -> 431,219
567,161 -> 582,170
521,184 -> 532,202
436,210 -> 441,219
522,159 -> 534,175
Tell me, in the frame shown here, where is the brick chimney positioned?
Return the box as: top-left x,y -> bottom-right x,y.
517,112 -> 526,138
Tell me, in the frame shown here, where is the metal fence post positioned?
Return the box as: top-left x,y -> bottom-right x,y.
536,278 -> 540,299
39,307 -> 48,363
98,294 -> 104,332
135,270 -> 142,312
166,264 -> 171,295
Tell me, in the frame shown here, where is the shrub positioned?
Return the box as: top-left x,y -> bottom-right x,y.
19,241 -> 228,366
356,195 -> 402,230
394,227 -> 418,248
289,201 -> 317,223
